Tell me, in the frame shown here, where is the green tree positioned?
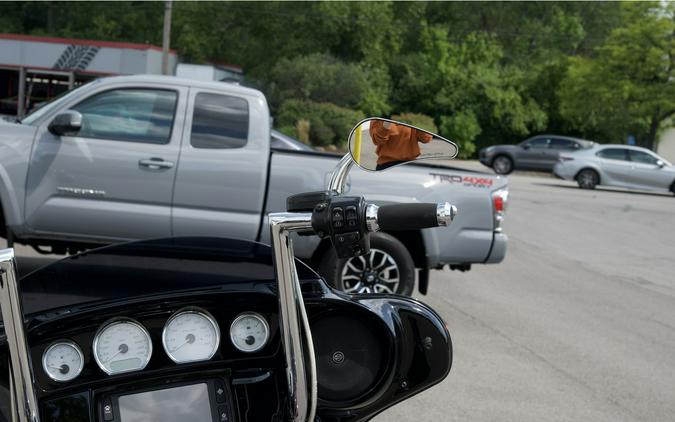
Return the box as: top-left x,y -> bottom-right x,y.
559,2 -> 675,149
392,26 -> 546,152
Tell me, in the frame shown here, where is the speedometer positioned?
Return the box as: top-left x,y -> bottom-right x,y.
93,318 -> 152,375
230,313 -> 269,353
42,340 -> 84,382
162,308 -> 220,363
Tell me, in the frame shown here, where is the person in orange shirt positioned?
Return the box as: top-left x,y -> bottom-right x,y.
369,120 -> 433,170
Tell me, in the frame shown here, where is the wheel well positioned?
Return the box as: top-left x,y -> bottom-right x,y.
574,167 -> 600,183
381,230 -> 426,268
310,230 -> 426,269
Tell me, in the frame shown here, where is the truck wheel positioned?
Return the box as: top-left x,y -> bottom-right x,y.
576,168 -> 599,189
319,232 -> 415,296
492,155 -> 513,175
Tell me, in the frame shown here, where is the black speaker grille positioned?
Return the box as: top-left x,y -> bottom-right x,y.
312,313 -> 386,403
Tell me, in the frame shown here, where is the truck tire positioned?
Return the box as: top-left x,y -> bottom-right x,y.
319,232 -> 415,296
492,155 -> 514,175
576,168 -> 599,189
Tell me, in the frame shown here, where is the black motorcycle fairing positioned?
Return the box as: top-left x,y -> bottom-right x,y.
0,237 -> 451,422
17,236 -> 322,317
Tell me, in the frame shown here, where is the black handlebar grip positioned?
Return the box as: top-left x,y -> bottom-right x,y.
377,203 -> 447,231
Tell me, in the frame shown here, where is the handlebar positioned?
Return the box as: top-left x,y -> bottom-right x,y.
366,202 -> 457,232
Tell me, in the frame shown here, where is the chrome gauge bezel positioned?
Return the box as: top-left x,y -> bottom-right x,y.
229,312 -> 270,353
162,307 -> 221,364
92,318 -> 153,375
42,340 -> 84,382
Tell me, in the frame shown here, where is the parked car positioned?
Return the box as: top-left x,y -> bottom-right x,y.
553,144 -> 675,194
0,75 -> 508,295
479,135 -> 595,174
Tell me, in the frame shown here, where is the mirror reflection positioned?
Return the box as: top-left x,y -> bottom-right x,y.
348,118 -> 458,171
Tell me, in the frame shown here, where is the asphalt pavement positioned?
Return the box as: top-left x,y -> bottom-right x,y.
376,171 -> 675,421
6,166 -> 675,421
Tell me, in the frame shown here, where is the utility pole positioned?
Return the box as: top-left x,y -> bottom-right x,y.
162,1 -> 173,75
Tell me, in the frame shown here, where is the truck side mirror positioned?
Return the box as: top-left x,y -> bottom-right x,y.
48,111 -> 82,136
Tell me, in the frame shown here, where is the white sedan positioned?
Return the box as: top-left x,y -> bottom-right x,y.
553,144 -> 675,194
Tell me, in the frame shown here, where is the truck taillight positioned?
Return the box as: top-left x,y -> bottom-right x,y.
492,189 -> 508,232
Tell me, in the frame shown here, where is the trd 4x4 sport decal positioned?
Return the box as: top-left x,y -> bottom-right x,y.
429,172 -> 494,188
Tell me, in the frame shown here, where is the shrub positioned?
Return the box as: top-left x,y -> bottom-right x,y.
276,99 -> 365,148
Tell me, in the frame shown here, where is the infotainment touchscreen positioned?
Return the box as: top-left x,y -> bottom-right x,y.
118,383 -> 213,422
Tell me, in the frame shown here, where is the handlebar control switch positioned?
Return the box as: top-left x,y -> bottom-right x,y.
312,195 -> 370,259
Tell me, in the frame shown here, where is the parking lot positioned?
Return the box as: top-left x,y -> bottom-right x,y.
376,170 -> 675,421
7,168 -> 675,421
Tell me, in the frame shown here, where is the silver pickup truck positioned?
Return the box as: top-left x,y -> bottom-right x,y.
0,75 -> 508,295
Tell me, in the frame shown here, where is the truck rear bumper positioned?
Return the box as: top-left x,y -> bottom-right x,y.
484,232 -> 507,264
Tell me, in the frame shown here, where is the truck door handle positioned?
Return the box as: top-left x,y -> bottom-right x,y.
139,158 -> 174,170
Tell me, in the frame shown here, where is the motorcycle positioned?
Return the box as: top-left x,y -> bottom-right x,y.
0,118 -> 458,422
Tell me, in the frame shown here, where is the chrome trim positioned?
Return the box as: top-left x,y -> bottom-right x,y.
41,340 -> 84,382
0,248 -> 40,422
436,202 -> 457,227
56,187 -> 106,197
229,312 -> 270,353
269,212 -> 317,422
327,153 -> 354,194
92,318 -> 153,375
162,308 -> 220,364
365,203 -> 380,232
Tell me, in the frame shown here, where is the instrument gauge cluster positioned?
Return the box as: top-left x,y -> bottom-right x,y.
40,306 -> 272,383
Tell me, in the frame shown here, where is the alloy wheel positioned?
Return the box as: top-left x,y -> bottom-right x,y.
340,248 -> 400,294
578,170 -> 598,189
493,156 -> 512,174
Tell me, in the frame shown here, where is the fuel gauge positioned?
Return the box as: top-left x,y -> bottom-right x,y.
42,341 -> 84,382
230,313 -> 269,353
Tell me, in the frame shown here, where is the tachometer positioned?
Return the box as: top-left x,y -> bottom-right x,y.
162,308 -> 220,363
93,318 -> 152,375
230,313 -> 269,353
42,340 -> 84,382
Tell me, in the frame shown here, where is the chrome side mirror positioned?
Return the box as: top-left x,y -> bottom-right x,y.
347,118 -> 458,172
48,110 -> 82,136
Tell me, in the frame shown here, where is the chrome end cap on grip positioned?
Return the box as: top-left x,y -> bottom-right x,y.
436,202 -> 457,227
365,204 -> 380,232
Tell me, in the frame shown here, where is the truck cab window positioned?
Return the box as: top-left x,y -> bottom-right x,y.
190,93 -> 249,149
72,89 -> 177,144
